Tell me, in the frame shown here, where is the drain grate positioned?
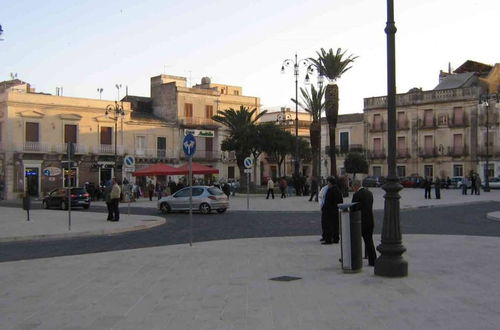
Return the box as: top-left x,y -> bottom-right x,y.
269,275 -> 302,282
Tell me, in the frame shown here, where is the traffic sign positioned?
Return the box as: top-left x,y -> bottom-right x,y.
43,169 -> 50,176
244,157 -> 253,169
244,169 -> 252,173
183,133 -> 196,157
123,155 -> 135,167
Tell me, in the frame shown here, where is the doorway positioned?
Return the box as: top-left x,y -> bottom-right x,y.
100,168 -> 112,185
25,167 -> 39,197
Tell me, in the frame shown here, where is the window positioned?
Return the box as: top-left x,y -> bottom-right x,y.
205,137 -> 213,152
424,109 -> 434,126
100,127 -> 112,145
397,136 -> 406,155
136,136 -> 146,155
453,107 -> 464,125
424,165 -> 433,178
438,114 -> 448,126
397,112 -> 406,128
340,132 -> 349,152
397,166 -> 406,177
228,166 -> 235,179
205,105 -> 213,119
184,103 -> 193,117
453,134 -> 463,154
424,135 -> 433,154
453,164 -> 463,177
233,90 -> 239,96
64,124 -> 77,144
373,114 -> 382,129
157,137 -> 166,158
26,122 -> 39,142
372,166 -> 382,177
373,138 -> 381,151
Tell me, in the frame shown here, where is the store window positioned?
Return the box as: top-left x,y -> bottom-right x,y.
453,164 -> 463,177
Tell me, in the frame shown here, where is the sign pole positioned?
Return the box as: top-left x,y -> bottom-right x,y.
67,143 -> 72,231
189,155 -> 193,247
247,172 -> 250,210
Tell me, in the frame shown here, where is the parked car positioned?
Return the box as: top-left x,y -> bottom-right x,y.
485,177 -> 500,189
400,176 -> 424,188
362,176 -> 385,187
158,186 -> 229,214
449,176 -> 472,189
42,187 -> 91,210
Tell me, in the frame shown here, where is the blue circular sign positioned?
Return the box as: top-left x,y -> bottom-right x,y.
183,133 -> 196,156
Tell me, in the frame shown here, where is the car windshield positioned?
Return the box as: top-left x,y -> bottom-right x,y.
208,187 -> 224,195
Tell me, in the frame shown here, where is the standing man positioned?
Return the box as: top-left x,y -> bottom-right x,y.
351,180 -> 377,266
110,177 -> 121,222
434,177 -> 441,199
266,177 -> 275,199
309,176 -> 319,202
321,177 -> 343,244
424,177 -> 432,199
462,176 -> 468,195
475,175 -> 481,195
104,180 -> 113,221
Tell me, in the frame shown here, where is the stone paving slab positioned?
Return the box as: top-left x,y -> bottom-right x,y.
0,207 -> 165,242
0,234 -> 498,330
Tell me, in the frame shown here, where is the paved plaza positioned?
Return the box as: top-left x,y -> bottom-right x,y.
0,188 -> 500,329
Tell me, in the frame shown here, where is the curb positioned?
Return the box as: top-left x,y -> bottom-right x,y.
0,218 -> 166,243
486,211 -> 500,222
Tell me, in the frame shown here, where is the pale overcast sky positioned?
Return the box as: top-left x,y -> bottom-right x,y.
1,0 -> 498,114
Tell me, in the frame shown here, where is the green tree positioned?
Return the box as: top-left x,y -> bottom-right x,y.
309,48 -> 357,176
212,106 -> 267,183
291,84 -> 324,177
344,152 -> 368,181
262,126 -> 295,177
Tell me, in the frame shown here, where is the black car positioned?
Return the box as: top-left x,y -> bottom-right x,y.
362,176 -> 385,187
42,188 -> 91,210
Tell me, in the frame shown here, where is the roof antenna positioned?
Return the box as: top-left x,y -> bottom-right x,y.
448,62 -> 451,74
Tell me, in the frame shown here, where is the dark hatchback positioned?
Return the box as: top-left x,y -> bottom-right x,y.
42,188 -> 91,210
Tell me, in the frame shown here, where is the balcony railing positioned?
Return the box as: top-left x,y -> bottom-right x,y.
477,145 -> 500,157
418,146 -> 437,158
53,143 -> 89,154
396,148 -> 410,158
95,144 -> 124,155
447,145 -> 469,157
181,150 -> 220,161
179,117 -> 220,127
418,117 -> 437,129
369,121 -> 386,132
131,148 -> 169,159
367,149 -> 386,159
396,118 -> 410,130
20,142 -> 51,153
448,113 -> 469,128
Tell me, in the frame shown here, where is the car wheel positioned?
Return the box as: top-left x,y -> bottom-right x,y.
216,208 -> 227,214
199,203 -> 211,215
60,201 -> 68,210
42,201 -> 49,209
160,202 -> 170,214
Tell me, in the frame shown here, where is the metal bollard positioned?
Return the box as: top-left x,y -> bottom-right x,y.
338,202 -> 362,273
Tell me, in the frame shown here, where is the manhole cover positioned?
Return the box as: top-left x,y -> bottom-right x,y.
269,276 -> 302,282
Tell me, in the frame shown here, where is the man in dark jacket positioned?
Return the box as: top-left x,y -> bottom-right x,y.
309,176 -> 319,202
321,177 -> 343,244
351,179 -> 377,266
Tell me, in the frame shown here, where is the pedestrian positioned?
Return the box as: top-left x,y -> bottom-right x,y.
147,181 -> 155,201
279,177 -> 287,198
475,175 -> 481,195
318,181 -> 329,242
104,180 -> 113,221
446,176 -> 451,189
222,182 -> 230,198
471,174 -> 477,195
321,176 -> 343,245
110,177 -> 121,221
266,177 -> 275,199
424,177 -> 432,199
351,180 -> 377,266
434,177 -> 441,199
462,176 -> 468,195
309,176 -> 319,202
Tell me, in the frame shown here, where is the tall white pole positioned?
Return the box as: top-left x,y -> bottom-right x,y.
189,155 -> 193,246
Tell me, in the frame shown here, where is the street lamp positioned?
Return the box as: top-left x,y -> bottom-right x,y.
281,54 -> 309,176
105,101 -> 125,177
480,92 -> 500,192
374,0 -> 408,277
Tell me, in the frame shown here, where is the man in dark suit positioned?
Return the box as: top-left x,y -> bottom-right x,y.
351,179 -> 377,266
321,177 -> 343,244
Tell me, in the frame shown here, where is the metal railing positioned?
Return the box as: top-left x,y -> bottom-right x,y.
449,113 -> 468,128
367,149 -> 386,159
418,146 -> 437,158
418,116 -> 437,129
20,142 -> 51,152
447,145 -> 468,157
53,143 -> 89,154
95,144 -> 124,155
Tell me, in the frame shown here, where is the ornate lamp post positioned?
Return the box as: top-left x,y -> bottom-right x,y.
480,92 -> 500,192
281,54 -> 309,176
374,0 -> 408,277
105,101 -> 125,177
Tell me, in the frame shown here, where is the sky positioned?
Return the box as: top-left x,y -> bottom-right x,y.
1,0 -> 499,114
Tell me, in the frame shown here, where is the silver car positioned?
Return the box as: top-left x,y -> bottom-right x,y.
158,186 -> 229,214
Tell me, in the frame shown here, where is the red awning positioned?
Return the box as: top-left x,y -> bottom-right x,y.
175,162 -> 219,175
132,163 -> 184,177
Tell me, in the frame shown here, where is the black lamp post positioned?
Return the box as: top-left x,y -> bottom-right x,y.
480,93 -> 500,192
374,0 -> 408,277
281,54 -> 309,176
105,101 -> 125,177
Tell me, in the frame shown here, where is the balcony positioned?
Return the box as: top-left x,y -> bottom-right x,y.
448,113 -> 469,128
181,150 -> 220,161
132,148 -> 169,159
179,116 -> 220,128
367,149 -> 386,159
53,143 -> 89,154
369,121 -> 386,132
418,147 -> 437,158
477,145 -> 500,157
19,142 -> 51,153
447,145 -> 469,157
396,148 -> 410,158
418,117 -> 437,129
95,144 -> 124,155
396,118 -> 409,130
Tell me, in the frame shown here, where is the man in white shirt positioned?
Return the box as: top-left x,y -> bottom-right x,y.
266,178 -> 275,199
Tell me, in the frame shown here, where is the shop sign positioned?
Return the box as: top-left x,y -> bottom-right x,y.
184,129 -> 214,137
43,167 -> 62,177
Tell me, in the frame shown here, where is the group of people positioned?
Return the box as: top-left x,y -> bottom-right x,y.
319,176 -> 377,267
461,172 -> 482,195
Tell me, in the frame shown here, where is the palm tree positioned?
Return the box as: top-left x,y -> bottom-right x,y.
309,48 -> 357,176
291,84 -> 324,177
212,106 -> 267,183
